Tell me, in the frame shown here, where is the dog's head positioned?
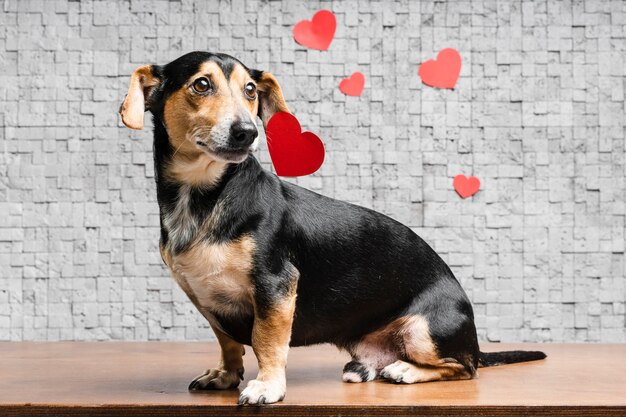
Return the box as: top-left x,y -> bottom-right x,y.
119,52 -> 288,165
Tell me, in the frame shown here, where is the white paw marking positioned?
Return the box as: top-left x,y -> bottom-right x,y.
363,366 -> 376,381
238,379 -> 285,405
381,360 -> 425,384
342,371 -> 363,383
342,363 -> 377,383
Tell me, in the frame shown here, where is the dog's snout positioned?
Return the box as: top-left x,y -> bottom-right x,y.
230,121 -> 258,147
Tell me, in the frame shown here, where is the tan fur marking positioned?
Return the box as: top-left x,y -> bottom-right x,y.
256,72 -> 290,127
162,62 -> 263,186
382,359 -> 470,383
162,62 -> 233,186
167,258 -> 202,310
353,314 -> 471,383
169,235 -> 256,317
167,153 -> 228,187
159,243 -> 172,269
397,315 -> 441,365
373,315 -> 471,383
350,318 -> 404,370
119,65 -> 160,130
164,237 -> 248,359
188,314 -> 245,390
251,275 -> 298,383
163,62 -> 228,149
211,323 -> 245,373
229,64 -> 259,121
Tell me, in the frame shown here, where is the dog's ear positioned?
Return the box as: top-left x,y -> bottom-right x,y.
119,65 -> 161,130
252,71 -> 290,128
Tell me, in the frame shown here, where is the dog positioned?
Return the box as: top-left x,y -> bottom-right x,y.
119,51 -> 546,405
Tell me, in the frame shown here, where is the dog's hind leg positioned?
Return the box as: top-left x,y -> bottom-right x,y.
342,359 -> 377,383
341,324 -> 404,383
379,314 -> 475,384
380,359 -> 470,383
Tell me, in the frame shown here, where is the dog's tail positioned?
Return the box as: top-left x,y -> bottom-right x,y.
478,350 -> 546,367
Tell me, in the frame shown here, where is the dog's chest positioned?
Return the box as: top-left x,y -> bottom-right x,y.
167,238 -> 256,317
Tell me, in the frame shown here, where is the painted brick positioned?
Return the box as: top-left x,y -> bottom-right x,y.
0,0 -> 624,343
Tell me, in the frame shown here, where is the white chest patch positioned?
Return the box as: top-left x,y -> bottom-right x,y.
162,184 -> 198,250
168,237 -> 256,318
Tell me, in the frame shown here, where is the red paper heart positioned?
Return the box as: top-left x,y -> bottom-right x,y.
418,48 -> 462,89
453,175 -> 480,199
339,72 -> 365,96
293,10 -> 336,51
266,112 -> 325,177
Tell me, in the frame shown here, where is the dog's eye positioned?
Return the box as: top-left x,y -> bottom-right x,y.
192,77 -> 211,94
244,82 -> 257,100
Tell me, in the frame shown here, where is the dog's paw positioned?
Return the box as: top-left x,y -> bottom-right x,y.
238,379 -> 285,405
188,367 -> 243,390
380,360 -> 423,384
342,360 -> 376,383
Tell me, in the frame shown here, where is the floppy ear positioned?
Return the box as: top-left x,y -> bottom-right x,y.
119,65 -> 161,130
254,72 -> 290,128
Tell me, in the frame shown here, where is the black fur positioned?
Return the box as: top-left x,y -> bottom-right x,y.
343,360 -> 372,381
479,350 -> 547,367
147,51 -> 546,374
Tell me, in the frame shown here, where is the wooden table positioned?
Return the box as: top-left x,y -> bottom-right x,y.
0,342 -> 624,416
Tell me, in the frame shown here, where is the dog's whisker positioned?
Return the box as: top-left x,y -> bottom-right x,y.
172,138 -> 186,157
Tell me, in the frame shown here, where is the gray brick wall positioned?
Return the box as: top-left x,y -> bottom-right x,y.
0,0 -> 624,342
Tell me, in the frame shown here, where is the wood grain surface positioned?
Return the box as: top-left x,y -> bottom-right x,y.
0,342 -> 624,416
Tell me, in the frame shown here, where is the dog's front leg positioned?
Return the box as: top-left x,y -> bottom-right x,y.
189,323 -> 245,390
238,282 -> 297,405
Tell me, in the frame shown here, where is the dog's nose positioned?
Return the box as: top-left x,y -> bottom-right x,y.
230,121 -> 258,147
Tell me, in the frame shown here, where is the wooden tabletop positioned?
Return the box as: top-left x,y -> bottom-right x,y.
0,342 -> 624,416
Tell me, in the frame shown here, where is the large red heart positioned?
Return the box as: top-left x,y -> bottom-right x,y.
418,48 -> 462,89
339,72 -> 365,96
266,112 -> 325,177
453,175 -> 480,199
293,10 -> 336,51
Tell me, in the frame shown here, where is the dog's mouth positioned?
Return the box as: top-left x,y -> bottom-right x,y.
196,140 -> 250,163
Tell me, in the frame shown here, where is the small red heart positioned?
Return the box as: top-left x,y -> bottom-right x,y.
418,48 -> 462,89
266,112 -> 325,177
453,175 -> 480,199
339,72 -> 365,96
293,10 -> 336,51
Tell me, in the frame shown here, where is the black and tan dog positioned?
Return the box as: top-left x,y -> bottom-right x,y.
119,51 -> 545,405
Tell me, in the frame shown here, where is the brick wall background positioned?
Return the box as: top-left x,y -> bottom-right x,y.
1,0 -> 624,342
